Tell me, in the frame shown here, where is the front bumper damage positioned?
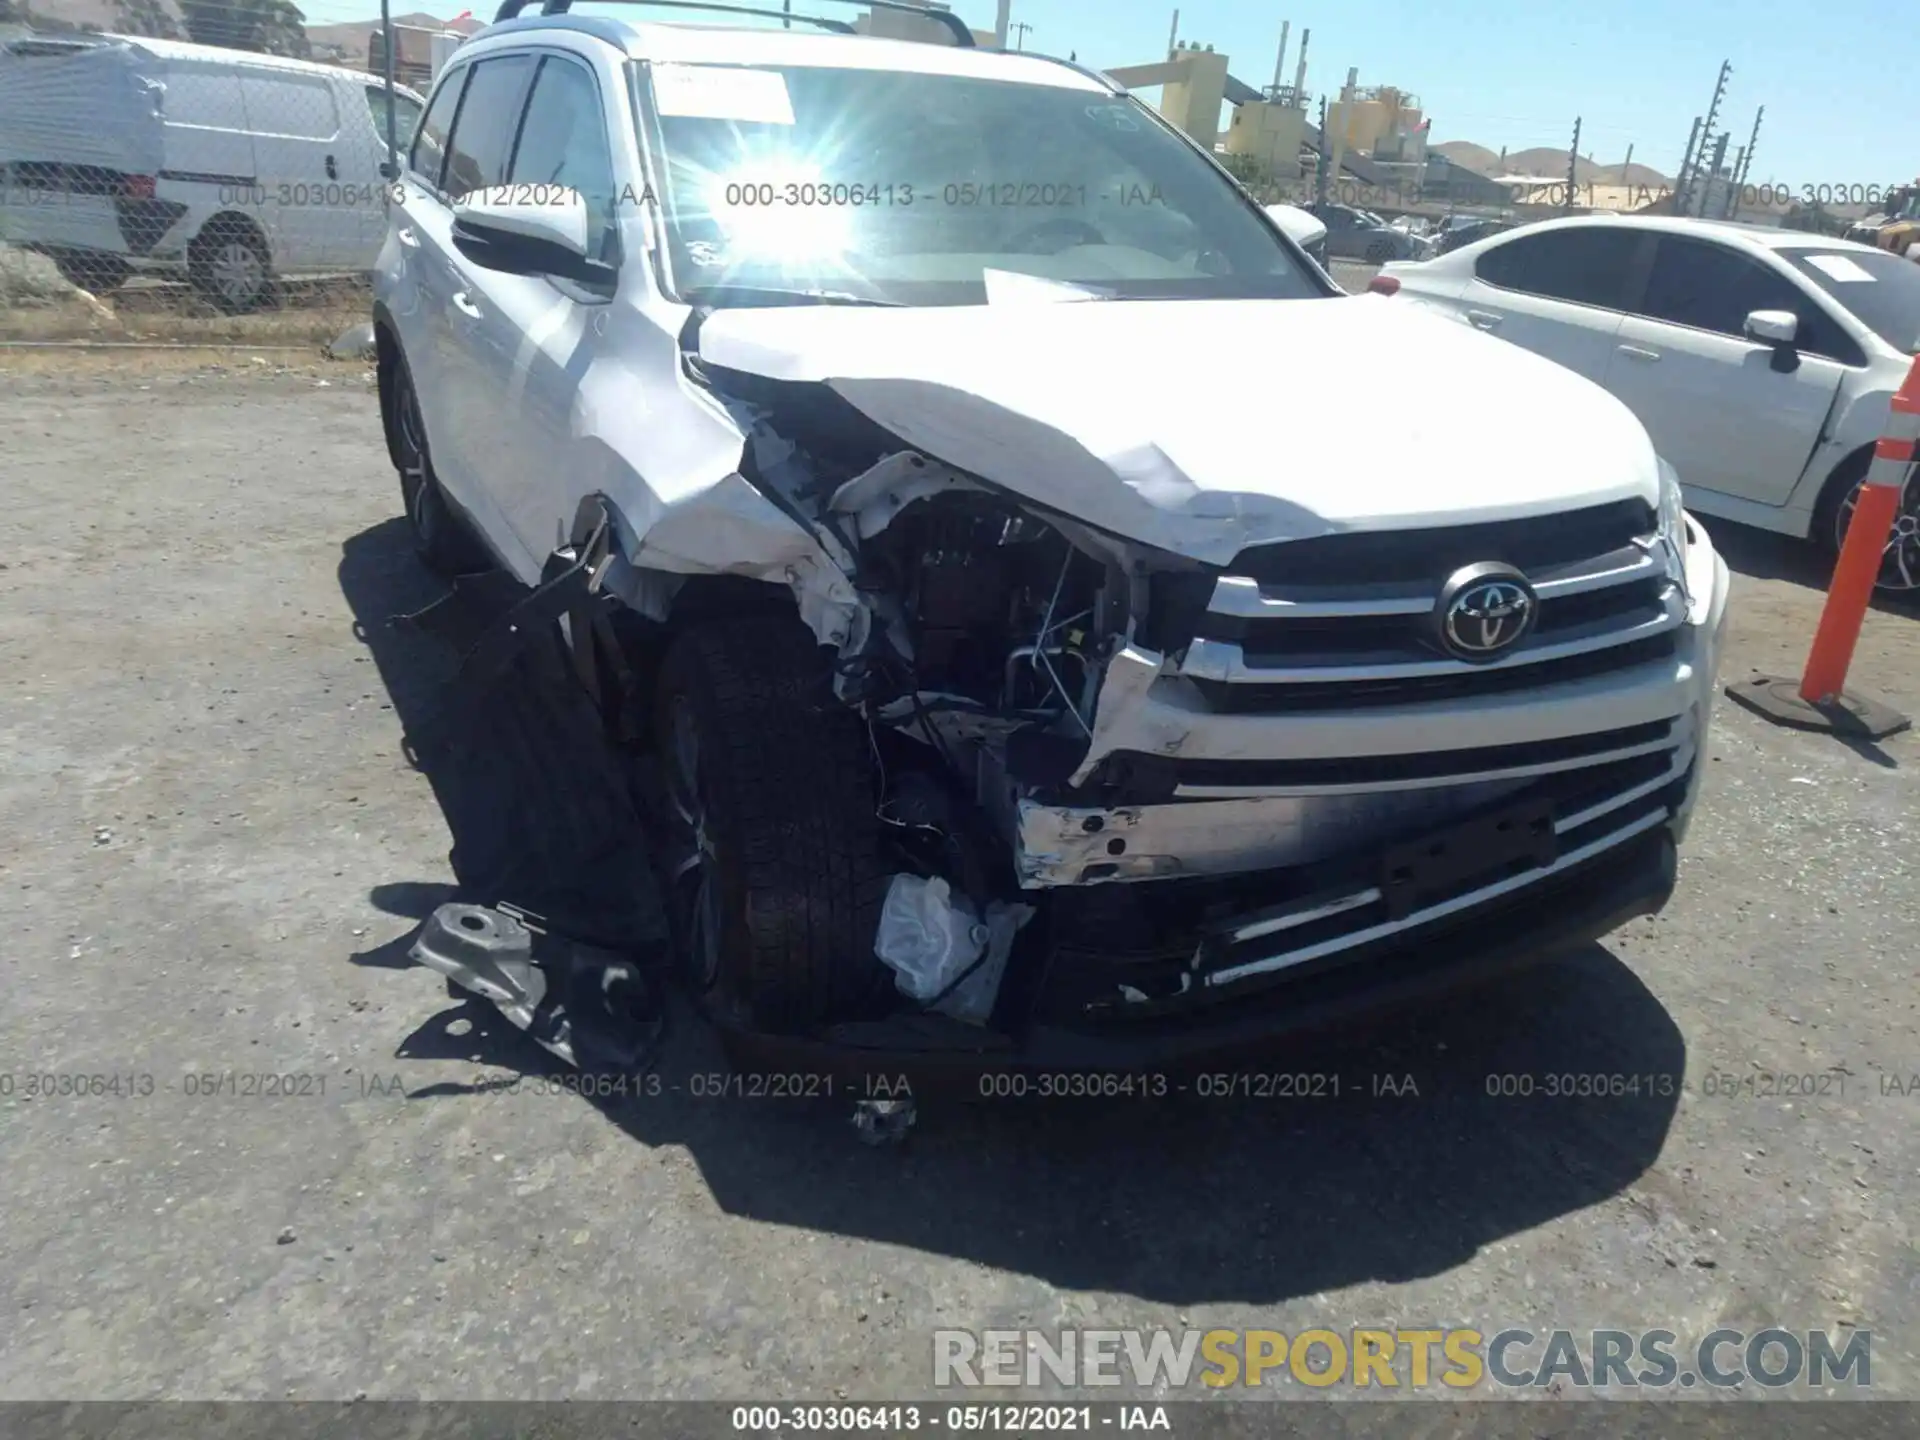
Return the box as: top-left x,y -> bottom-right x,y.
750,516 -> 1727,1079
439,496 -> 1726,1085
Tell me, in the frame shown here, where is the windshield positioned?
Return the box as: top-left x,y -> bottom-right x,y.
633,62 -> 1323,306
1785,248 -> 1920,354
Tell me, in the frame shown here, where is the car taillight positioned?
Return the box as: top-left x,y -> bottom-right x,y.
122,174 -> 156,200
1368,274 -> 1401,296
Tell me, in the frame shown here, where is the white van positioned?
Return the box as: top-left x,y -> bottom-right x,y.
0,33 -> 424,310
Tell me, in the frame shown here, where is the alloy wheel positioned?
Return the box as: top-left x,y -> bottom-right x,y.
209,241 -> 265,309
663,696 -> 724,989
394,375 -> 438,550
1835,472 -> 1920,593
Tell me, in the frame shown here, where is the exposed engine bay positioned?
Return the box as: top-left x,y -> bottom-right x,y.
685,362 -> 1206,893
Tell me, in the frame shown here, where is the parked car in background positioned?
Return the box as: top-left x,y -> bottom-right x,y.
1435,216 -> 1509,255
1309,201 -> 1422,263
373,9 -> 1728,1065
0,32 -> 423,310
1382,215 -> 1920,591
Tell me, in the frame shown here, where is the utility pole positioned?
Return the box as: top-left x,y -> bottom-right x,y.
1722,147 -> 1745,218
1009,19 -> 1031,49
1619,143 -> 1633,185
1732,106 -> 1763,216
1687,61 -> 1732,215
1565,116 -> 1582,212
1315,95 -> 1330,207
1675,117 -> 1702,212
1166,8 -> 1179,57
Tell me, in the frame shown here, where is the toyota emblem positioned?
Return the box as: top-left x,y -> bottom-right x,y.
1435,563 -> 1538,661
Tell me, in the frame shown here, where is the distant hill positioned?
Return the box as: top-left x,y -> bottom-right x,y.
1430,141 -> 1500,174
308,10 -> 481,65
1434,140 -> 1671,189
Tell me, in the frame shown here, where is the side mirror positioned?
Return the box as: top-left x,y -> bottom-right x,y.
451,185 -> 609,286
1264,203 -> 1328,253
378,159 -> 399,181
1744,308 -> 1798,345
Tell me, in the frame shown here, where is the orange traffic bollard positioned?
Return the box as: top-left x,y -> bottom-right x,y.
1725,353 -> 1916,740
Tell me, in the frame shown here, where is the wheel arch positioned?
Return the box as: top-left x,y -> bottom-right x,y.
372,303 -> 405,472
1811,441 -> 1879,552
562,491 -> 812,739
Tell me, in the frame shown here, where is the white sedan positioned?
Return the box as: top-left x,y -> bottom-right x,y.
1378,215 -> 1920,591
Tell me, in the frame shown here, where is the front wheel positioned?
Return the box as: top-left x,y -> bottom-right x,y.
652,616 -> 895,1033
1823,452 -> 1920,595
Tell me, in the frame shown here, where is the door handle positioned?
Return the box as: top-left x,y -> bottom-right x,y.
1617,344 -> 1661,362
325,153 -> 338,181
1466,309 -> 1501,330
395,226 -> 420,247
451,291 -> 484,320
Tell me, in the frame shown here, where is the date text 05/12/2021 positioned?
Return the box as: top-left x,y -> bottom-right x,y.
730,1406 -> 1166,1432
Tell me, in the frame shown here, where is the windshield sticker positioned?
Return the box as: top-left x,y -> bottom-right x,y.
1084,103 -> 1141,132
652,65 -> 794,125
1805,254 -> 1876,283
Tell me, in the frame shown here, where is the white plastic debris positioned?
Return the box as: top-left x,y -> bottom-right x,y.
943,900 -> 1033,1025
875,875 -> 987,1003
873,875 -> 1033,1025
326,321 -> 376,361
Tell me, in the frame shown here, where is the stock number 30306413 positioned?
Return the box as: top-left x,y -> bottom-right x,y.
732,1407 -> 1098,1431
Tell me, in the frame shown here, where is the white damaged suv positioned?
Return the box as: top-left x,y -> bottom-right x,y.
373,3 -> 1730,1065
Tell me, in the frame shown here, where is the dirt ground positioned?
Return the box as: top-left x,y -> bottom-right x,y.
1,354 -> 1916,1409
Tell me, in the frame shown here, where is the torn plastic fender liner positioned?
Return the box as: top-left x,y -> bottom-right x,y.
826,451 -> 984,540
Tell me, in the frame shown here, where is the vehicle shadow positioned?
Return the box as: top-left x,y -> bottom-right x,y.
1711,516 -> 1920,618
338,516 -> 1687,1306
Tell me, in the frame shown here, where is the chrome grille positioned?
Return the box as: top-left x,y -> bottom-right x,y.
1178,504 -> 1682,710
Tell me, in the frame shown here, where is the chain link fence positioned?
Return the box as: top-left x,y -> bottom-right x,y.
1,4 -> 420,348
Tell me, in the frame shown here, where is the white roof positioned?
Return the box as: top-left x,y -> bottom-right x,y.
1501,212 -> 1887,257
96,31 -> 423,95
474,17 -> 1107,89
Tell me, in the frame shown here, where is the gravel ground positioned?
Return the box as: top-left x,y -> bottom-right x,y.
1,355 -> 1917,1406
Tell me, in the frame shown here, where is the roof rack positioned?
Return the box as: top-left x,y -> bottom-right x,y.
491,0 -> 976,46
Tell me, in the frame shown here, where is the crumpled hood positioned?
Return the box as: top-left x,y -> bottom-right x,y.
697,294 -> 1662,566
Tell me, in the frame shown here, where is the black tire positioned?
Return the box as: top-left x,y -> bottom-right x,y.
49,249 -> 130,295
187,215 -> 272,314
387,354 -> 490,577
653,616 -> 894,1033
1816,447 -> 1920,596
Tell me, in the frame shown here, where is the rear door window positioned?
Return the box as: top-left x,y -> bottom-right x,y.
441,54 -> 535,201
1474,227 -> 1646,309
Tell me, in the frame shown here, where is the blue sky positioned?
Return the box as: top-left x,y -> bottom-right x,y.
300,0 -> 1913,188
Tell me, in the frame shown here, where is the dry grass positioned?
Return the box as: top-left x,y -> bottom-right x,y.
0,249 -> 370,345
